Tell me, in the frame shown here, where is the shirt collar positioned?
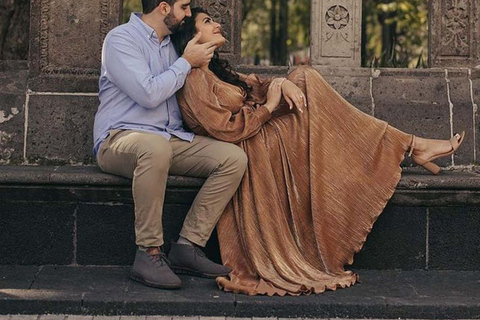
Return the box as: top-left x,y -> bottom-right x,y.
129,12 -> 171,47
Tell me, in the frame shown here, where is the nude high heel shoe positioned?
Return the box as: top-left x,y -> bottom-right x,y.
407,131 -> 465,175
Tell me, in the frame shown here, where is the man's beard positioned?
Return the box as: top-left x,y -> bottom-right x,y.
164,12 -> 184,34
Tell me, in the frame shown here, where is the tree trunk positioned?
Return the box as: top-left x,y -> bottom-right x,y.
269,0 -> 278,65
278,0 -> 288,65
0,0 -> 30,60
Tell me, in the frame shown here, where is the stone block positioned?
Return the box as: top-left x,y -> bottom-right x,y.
311,0 -> 362,67
473,69 -> 480,164
429,206 -> 480,270
448,69 -> 475,165
373,70 -> 452,167
28,0 -> 121,92
429,0 -> 480,67
26,95 -> 98,164
0,64 -> 28,164
191,1 -> 241,64
0,202 -> 75,265
352,205 -> 427,270
76,204 -> 137,265
0,93 -> 25,164
0,266 -> 40,289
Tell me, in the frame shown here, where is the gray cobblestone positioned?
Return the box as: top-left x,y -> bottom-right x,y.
8,316 -> 38,320
66,316 -> 94,320
145,317 -> 172,320
120,317 -> 146,320
38,316 -> 66,320
172,317 -> 199,320
92,317 -> 120,320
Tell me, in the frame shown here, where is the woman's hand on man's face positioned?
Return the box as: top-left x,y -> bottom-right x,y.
281,80 -> 307,113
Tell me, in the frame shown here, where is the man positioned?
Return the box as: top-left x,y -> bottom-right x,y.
93,0 -> 247,289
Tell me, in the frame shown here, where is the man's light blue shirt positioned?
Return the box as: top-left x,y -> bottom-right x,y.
93,13 -> 194,155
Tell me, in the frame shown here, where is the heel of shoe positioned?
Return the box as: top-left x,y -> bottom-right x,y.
421,161 -> 441,175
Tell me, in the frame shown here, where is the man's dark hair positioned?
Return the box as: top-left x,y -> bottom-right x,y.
142,0 -> 177,14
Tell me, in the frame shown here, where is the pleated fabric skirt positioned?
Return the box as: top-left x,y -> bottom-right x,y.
216,66 -> 412,296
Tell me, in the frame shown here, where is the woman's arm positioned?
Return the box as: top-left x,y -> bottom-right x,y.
178,70 -> 277,144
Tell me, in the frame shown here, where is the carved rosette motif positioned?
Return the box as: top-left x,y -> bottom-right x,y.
325,5 -> 351,43
0,131 -> 15,162
192,0 -> 234,53
441,0 -> 470,56
39,0 -> 111,76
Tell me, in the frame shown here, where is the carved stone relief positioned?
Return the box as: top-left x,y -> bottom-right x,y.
429,0 -> 479,67
441,0 -> 470,56
311,0 -> 362,67
191,0 -> 241,62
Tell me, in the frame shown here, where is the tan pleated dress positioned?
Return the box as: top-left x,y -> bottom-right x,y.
177,66 -> 412,296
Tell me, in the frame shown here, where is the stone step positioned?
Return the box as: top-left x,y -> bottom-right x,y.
0,266 -> 479,319
0,166 -> 480,269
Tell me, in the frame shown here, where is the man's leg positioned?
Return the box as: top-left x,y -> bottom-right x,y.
167,136 -> 248,277
96,130 -> 181,288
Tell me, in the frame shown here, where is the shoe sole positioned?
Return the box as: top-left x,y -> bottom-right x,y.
171,266 -> 229,279
130,272 -> 182,289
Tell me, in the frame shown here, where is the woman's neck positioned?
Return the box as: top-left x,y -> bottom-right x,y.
200,64 -> 210,72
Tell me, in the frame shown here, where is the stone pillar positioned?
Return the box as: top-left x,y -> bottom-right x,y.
192,0 -> 242,63
29,0 -> 122,92
429,0 -> 480,68
310,0 -> 362,67
25,0 -> 122,164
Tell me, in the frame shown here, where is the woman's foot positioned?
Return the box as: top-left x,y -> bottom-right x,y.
408,132 -> 465,174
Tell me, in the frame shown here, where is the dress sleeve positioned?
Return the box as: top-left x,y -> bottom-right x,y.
178,70 -> 272,144
238,73 -> 273,105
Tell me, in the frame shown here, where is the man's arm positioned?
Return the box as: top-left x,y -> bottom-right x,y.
104,32 -> 191,109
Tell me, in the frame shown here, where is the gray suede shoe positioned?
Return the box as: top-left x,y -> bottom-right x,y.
168,242 -> 232,279
130,248 -> 182,289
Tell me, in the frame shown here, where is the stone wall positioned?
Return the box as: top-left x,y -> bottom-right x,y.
0,0 -> 478,166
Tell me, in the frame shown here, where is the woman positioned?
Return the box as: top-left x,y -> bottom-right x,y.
171,8 -> 464,296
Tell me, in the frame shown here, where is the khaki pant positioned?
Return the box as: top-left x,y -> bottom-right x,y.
97,130 -> 247,248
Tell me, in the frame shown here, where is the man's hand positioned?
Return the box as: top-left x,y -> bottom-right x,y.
281,80 -> 307,113
182,32 -> 219,68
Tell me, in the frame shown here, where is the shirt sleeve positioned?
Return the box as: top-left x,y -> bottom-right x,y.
103,31 -> 191,109
178,70 -> 272,144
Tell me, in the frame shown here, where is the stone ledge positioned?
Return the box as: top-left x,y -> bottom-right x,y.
0,266 -> 479,319
0,165 -> 479,189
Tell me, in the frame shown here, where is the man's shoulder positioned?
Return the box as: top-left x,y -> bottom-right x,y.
105,22 -> 140,44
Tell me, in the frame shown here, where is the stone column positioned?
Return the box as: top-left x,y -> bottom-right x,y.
310,0 -> 362,67
26,0 -> 122,164
192,0 -> 242,63
429,0 -> 480,67
29,0 -> 122,92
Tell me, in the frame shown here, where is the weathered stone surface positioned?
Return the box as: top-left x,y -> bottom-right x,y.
472,68 -> 480,164
429,206 -> 480,270
76,204 -> 136,265
448,69 -> 475,165
26,95 -> 98,164
0,266 -> 39,289
352,205 -> 427,270
311,0 -> 362,67
320,66 -> 373,115
429,0 -> 480,67
0,63 -> 28,164
373,69 -> 452,167
0,202 -> 75,265
28,0 -> 121,92
191,1 -> 241,64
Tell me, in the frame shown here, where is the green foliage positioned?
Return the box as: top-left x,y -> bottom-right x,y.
123,0 -> 142,23
363,0 -> 428,68
241,0 -> 310,65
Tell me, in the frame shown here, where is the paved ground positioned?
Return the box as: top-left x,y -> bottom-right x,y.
1,267 -> 480,319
